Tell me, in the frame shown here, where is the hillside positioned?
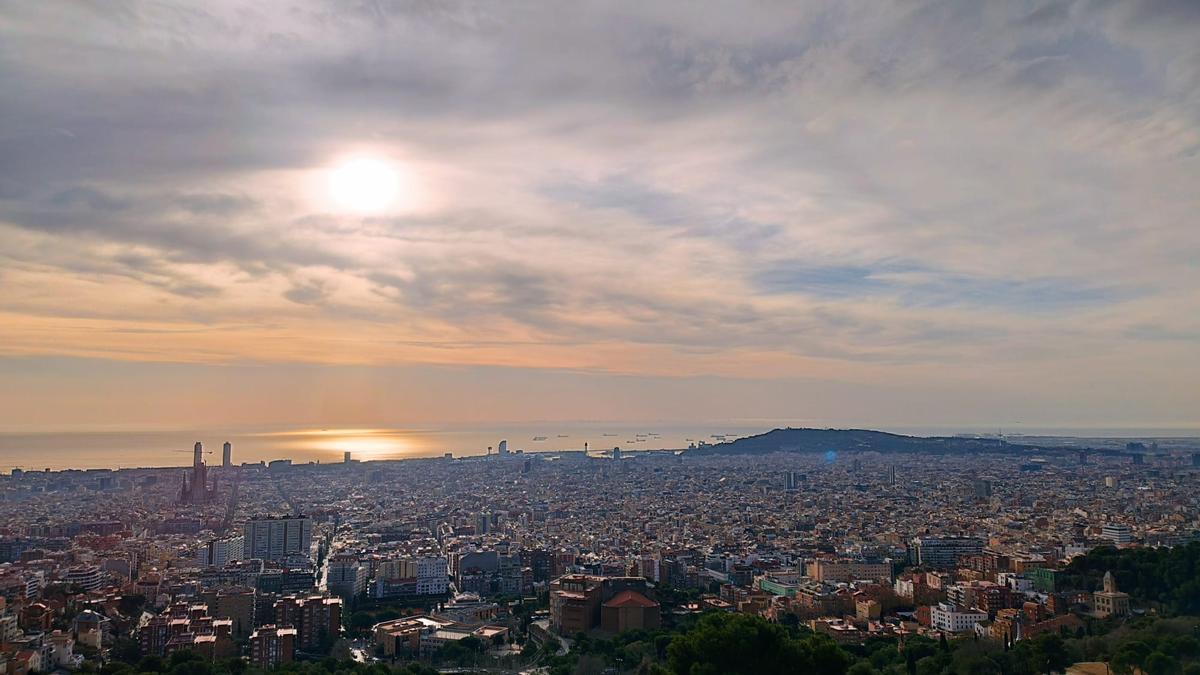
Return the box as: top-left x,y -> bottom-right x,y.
688,427 -> 1108,457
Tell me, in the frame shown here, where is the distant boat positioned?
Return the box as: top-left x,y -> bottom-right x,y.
557,434 -> 569,438
602,433 -> 618,437
532,436 -> 547,441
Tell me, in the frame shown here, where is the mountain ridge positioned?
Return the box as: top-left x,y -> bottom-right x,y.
689,427 -> 1124,457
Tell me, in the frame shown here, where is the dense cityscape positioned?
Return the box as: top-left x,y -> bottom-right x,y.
0,432 -> 1198,674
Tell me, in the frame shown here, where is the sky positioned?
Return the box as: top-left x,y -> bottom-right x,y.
0,1 -> 1198,432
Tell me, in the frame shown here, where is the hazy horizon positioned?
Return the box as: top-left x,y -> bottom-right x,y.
3,421 -> 1198,472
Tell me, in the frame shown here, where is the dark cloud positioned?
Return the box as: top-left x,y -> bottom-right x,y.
284,279 -> 331,306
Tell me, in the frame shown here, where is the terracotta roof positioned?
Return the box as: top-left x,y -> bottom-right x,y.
603,590 -> 659,609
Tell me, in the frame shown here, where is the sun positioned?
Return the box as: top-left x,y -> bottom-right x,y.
327,156 -> 401,214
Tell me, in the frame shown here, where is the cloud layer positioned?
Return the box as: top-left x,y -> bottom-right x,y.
1,1 -> 1198,426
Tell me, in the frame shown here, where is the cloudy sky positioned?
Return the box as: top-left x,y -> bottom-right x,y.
1,1 -> 1198,431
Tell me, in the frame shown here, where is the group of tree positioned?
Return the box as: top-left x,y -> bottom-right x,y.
1059,541 -> 1200,614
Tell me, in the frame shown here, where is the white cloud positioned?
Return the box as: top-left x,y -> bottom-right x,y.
0,0 -> 1197,424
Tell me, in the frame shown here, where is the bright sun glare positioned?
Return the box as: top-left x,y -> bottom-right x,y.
328,157 -> 400,214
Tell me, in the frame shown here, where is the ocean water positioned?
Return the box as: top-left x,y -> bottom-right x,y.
0,422 -> 1195,471
0,422 -> 770,470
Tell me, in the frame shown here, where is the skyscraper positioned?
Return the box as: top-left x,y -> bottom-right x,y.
498,440 -> 508,455
223,442 -> 232,467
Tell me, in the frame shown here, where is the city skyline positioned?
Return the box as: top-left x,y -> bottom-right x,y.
2,2 -> 1199,431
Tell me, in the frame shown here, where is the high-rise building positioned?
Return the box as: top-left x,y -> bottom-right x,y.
326,554 -> 367,600
201,587 -> 256,639
250,625 -> 295,668
65,565 -> 105,592
242,516 -> 312,562
200,535 -> 244,567
417,556 -> 449,595
911,536 -> 985,569
1101,522 -> 1133,546
498,440 -> 508,455
274,595 -> 341,652
222,442 -> 232,467
784,471 -> 799,491
343,451 -> 352,464
139,616 -> 171,656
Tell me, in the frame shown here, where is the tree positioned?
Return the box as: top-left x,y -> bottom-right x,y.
666,612 -> 848,675
574,654 -> 607,675
111,637 -> 142,664
136,655 -> 165,672
1028,633 -> 1072,674
167,651 -> 200,667
118,594 -> 148,617
1144,651 -> 1179,675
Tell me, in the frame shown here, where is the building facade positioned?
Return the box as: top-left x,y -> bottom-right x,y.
242,516 -> 312,562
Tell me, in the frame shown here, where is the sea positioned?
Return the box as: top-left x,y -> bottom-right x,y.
0,422 -> 1196,471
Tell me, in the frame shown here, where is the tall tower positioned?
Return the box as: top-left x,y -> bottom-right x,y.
178,441 -> 216,506
223,442 -> 232,467
498,440 -> 508,455
1102,570 -> 1117,593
